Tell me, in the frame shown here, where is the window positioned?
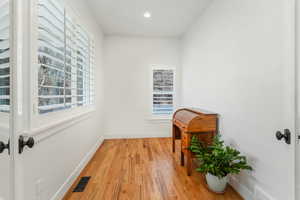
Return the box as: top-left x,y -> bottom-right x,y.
152,68 -> 175,116
37,0 -> 94,114
0,0 -> 10,113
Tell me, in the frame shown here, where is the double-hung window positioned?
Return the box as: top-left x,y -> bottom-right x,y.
152,67 -> 175,117
37,0 -> 94,114
0,0 -> 10,113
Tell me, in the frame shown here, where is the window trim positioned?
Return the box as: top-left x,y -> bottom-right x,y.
28,0 -> 95,131
150,65 -> 176,120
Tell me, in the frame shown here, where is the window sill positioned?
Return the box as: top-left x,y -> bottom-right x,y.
147,115 -> 172,123
33,104 -> 95,126
25,108 -> 95,144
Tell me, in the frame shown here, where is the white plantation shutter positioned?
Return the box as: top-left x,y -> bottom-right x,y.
37,0 -> 95,114
89,40 -> 95,105
38,0 -> 65,114
76,25 -> 89,106
65,13 -> 76,109
152,68 -> 174,115
0,0 -> 10,113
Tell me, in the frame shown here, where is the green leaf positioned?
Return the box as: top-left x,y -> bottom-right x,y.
188,134 -> 253,178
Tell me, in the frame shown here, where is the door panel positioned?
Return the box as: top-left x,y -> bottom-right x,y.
0,0 -> 11,199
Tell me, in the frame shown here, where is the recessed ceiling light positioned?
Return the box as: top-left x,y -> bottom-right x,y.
143,11 -> 151,18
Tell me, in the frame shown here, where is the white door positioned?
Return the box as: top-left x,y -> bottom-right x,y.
296,0 -> 300,198
180,1 -> 297,199
0,0 -> 14,199
279,2 -> 296,200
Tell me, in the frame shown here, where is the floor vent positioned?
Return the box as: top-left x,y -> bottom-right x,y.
73,176 -> 91,193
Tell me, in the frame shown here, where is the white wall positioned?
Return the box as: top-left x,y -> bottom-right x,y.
181,0 -> 294,199
103,36 -> 181,139
17,0 -> 105,199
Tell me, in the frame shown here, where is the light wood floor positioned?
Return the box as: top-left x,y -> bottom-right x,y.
64,138 -> 243,200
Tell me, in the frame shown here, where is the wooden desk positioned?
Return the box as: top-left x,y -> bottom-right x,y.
172,108 -> 218,176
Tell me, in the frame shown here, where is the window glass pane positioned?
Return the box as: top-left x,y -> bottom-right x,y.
153,70 -> 173,92
152,69 -> 174,115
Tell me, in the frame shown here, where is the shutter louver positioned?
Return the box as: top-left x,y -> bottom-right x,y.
38,0 -> 65,114
76,25 -> 89,107
89,40 -> 95,105
65,13 -> 77,109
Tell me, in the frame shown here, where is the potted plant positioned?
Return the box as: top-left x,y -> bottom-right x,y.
189,135 -> 252,193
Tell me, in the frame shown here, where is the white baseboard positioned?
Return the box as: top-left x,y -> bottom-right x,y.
50,136 -> 104,200
104,132 -> 171,139
253,185 -> 276,200
229,176 -> 277,200
229,176 -> 254,200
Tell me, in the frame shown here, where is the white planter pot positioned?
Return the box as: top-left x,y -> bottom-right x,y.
205,173 -> 228,193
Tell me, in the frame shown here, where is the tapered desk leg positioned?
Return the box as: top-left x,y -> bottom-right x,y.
186,151 -> 192,176
172,125 -> 175,152
186,133 -> 192,176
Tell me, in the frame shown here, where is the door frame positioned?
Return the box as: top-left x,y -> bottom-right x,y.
9,0 -> 24,199
283,0 -> 296,199
296,0 -> 300,197
9,0 -> 16,199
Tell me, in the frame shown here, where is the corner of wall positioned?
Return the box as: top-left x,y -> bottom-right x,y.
229,175 -> 277,200
50,136 -> 105,200
229,176 -> 254,200
104,131 -> 171,139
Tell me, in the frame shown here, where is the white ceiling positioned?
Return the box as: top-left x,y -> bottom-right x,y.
86,0 -> 210,37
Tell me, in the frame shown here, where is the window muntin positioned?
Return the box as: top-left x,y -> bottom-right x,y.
37,0 -> 94,114
152,68 -> 174,116
0,0 -> 10,113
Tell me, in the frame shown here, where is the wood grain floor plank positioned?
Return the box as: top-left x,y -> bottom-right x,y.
64,138 -> 243,200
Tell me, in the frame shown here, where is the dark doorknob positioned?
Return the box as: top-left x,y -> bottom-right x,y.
0,140 -> 9,154
276,129 -> 291,144
19,135 -> 35,154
